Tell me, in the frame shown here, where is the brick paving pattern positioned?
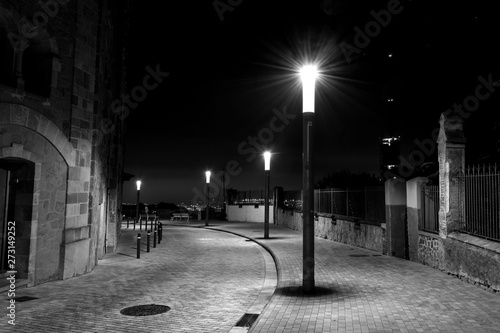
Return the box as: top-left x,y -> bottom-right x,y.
208,222 -> 500,333
2,220 -> 500,332
1,226 -> 267,333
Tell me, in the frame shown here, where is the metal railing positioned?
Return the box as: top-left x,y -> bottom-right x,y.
228,190 -> 268,205
314,187 -> 385,223
421,184 -> 439,234
457,164 -> 500,242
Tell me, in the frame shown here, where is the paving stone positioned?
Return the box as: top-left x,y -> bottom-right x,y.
0,226 -> 267,333
205,221 -> 500,333
2,220 -> 500,332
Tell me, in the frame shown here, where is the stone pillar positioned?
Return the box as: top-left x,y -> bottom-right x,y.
437,113 -> 465,238
385,178 -> 407,258
406,177 -> 429,261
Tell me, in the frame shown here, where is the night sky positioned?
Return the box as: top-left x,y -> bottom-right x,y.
122,0 -> 500,204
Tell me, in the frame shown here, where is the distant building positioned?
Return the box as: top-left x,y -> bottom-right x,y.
0,0 -> 130,286
380,136 -> 401,179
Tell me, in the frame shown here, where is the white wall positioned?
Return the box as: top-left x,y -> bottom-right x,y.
226,204 -> 274,222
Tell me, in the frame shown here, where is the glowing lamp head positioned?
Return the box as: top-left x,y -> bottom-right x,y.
205,171 -> 211,184
300,65 -> 318,113
136,180 -> 141,191
263,151 -> 271,171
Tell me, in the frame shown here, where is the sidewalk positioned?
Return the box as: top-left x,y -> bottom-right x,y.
1,223 -> 274,333
199,221 -> 500,333
3,220 -> 500,332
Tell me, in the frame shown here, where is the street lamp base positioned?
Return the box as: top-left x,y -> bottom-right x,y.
303,280 -> 315,293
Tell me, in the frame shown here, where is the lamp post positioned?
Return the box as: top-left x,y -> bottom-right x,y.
205,171 -> 211,226
135,180 -> 141,230
300,64 -> 318,292
263,151 -> 271,239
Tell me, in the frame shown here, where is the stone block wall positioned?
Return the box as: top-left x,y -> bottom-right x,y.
0,0 -> 130,286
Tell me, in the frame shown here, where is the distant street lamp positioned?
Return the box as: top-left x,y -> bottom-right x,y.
136,180 -> 142,230
263,151 -> 271,239
300,64 -> 318,292
205,171 -> 211,226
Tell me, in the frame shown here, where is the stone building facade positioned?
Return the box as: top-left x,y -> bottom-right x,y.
0,0 -> 130,286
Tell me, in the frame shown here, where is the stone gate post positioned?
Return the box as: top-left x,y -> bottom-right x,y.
437,113 -> 466,238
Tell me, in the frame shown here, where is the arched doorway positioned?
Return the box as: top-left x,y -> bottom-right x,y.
0,158 -> 35,280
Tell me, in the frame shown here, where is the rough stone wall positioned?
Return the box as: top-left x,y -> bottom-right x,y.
444,234 -> 500,291
276,209 -> 303,232
276,209 -> 386,253
316,217 -> 385,253
417,232 -> 444,270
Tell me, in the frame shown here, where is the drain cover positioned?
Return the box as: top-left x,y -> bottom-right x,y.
120,304 -> 170,316
235,313 -> 259,327
349,254 -> 369,257
13,296 -> 39,302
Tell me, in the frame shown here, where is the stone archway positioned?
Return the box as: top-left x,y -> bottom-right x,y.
0,103 -> 88,285
0,144 -> 41,286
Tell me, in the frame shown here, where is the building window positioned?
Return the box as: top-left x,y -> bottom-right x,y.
0,20 -> 15,87
22,37 -> 53,97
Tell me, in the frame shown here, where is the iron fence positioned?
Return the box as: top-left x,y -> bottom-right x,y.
314,187 -> 385,223
457,164 -> 500,242
421,184 -> 439,234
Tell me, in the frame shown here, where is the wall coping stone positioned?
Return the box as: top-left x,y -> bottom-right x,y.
418,230 -> 441,239
448,232 -> 500,255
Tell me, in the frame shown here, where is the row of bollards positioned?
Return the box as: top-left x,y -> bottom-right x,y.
136,221 -> 163,259
124,215 -> 158,231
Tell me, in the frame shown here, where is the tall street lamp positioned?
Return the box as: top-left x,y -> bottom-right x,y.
300,64 -> 318,292
205,171 -> 211,226
136,180 -> 142,230
264,151 -> 271,239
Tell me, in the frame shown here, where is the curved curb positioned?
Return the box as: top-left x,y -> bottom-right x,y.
205,227 -> 281,333
164,224 -> 280,332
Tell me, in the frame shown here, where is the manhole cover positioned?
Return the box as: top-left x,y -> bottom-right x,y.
120,304 -> 170,316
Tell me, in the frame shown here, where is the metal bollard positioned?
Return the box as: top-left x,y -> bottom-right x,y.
147,230 -> 151,252
157,222 -> 161,244
153,227 -> 157,248
137,234 -> 141,259
159,222 -> 163,243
